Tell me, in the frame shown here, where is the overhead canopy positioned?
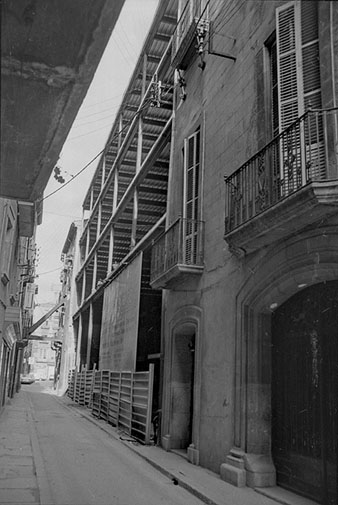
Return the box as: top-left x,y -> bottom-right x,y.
0,0 -> 125,202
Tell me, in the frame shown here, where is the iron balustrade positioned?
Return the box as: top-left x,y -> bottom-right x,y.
151,217 -> 204,284
22,310 -> 33,329
224,108 -> 338,233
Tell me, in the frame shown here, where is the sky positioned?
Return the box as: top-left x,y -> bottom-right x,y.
34,0 -> 160,313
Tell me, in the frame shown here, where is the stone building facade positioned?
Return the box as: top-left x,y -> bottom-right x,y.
150,1 -> 337,503
0,199 -> 38,409
69,1 -> 337,503
57,221 -> 82,394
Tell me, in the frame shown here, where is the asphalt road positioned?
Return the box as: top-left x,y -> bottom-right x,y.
23,381 -> 203,505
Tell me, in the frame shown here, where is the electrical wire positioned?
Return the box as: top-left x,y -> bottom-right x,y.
71,110 -> 121,130
210,0 -> 244,37
74,103 -> 120,122
115,28 -> 135,63
37,267 -> 63,276
44,211 -> 82,218
111,33 -> 135,69
119,22 -> 136,55
40,3 -> 177,203
40,98 -> 153,202
210,0 -> 239,30
67,123 -> 116,141
79,93 -> 125,111
39,149 -> 105,202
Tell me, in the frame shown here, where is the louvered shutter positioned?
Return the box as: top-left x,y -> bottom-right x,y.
300,2 -> 325,179
183,129 -> 200,264
301,2 -> 321,111
276,1 -> 322,190
276,1 -> 300,131
24,283 -> 36,310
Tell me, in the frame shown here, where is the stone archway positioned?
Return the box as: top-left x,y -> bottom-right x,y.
222,226 -> 338,491
161,305 -> 202,465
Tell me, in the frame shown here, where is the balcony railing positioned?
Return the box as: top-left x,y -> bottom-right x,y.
225,108 -> 338,234
150,217 -> 204,289
22,310 -> 33,329
171,0 -> 209,70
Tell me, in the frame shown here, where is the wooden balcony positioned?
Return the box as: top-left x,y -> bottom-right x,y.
224,109 -> 338,254
150,218 -> 204,289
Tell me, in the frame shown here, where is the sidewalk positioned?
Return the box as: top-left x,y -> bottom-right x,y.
57,395 -> 317,505
0,392 -> 53,505
0,391 -> 317,505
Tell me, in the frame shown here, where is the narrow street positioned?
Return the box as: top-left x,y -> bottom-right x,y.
1,381 -> 204,505
0,382 -> 313,505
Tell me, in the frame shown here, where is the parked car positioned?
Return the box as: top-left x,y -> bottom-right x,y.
20,374 -> 35,385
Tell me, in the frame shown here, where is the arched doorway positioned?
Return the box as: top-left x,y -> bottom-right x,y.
272,281 -> 338,504
161,305 -> 202,464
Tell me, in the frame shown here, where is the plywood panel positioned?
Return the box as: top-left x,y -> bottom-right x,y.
99,253 -> 142,371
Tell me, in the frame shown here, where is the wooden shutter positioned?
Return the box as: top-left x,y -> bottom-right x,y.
276,1 -> 323,188
301,1 -> 321,111
183,129 -> 200,264
276,0 -> 321,130
276,1 -> 301,131
24,283 -> 36,310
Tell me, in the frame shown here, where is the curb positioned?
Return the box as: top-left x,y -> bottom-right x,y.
55,396 -> 219,505
25,393 -> 55,505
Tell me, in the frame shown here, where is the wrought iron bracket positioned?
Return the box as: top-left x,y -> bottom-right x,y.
196,19 -> 209,70
150,73 -> 162,108
177,69 -> 186,101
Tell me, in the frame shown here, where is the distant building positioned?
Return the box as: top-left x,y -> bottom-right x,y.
29,297 -> 60,381
0,198 -> 39,409
56,221 -> 82,394
30,341 -> 56,382
65,1 -> 337,503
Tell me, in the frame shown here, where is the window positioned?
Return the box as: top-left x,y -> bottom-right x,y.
183,128 -> 201,264
267,34 -> 279,139
275,1 -> 323,188
1,207 -> 15,284
276,1 -> 321,130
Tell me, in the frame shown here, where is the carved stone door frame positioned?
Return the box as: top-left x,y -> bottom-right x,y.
161,305 -> 202,465
222,226 -> 338,488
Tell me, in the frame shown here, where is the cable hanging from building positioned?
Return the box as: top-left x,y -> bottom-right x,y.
39,98 -> 153,203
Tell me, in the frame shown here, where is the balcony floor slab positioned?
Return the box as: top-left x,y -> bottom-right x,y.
224,180 -> 338,254
150,263 -> 203,290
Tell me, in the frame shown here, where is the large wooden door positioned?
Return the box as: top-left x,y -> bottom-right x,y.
272,281 -> 337,504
